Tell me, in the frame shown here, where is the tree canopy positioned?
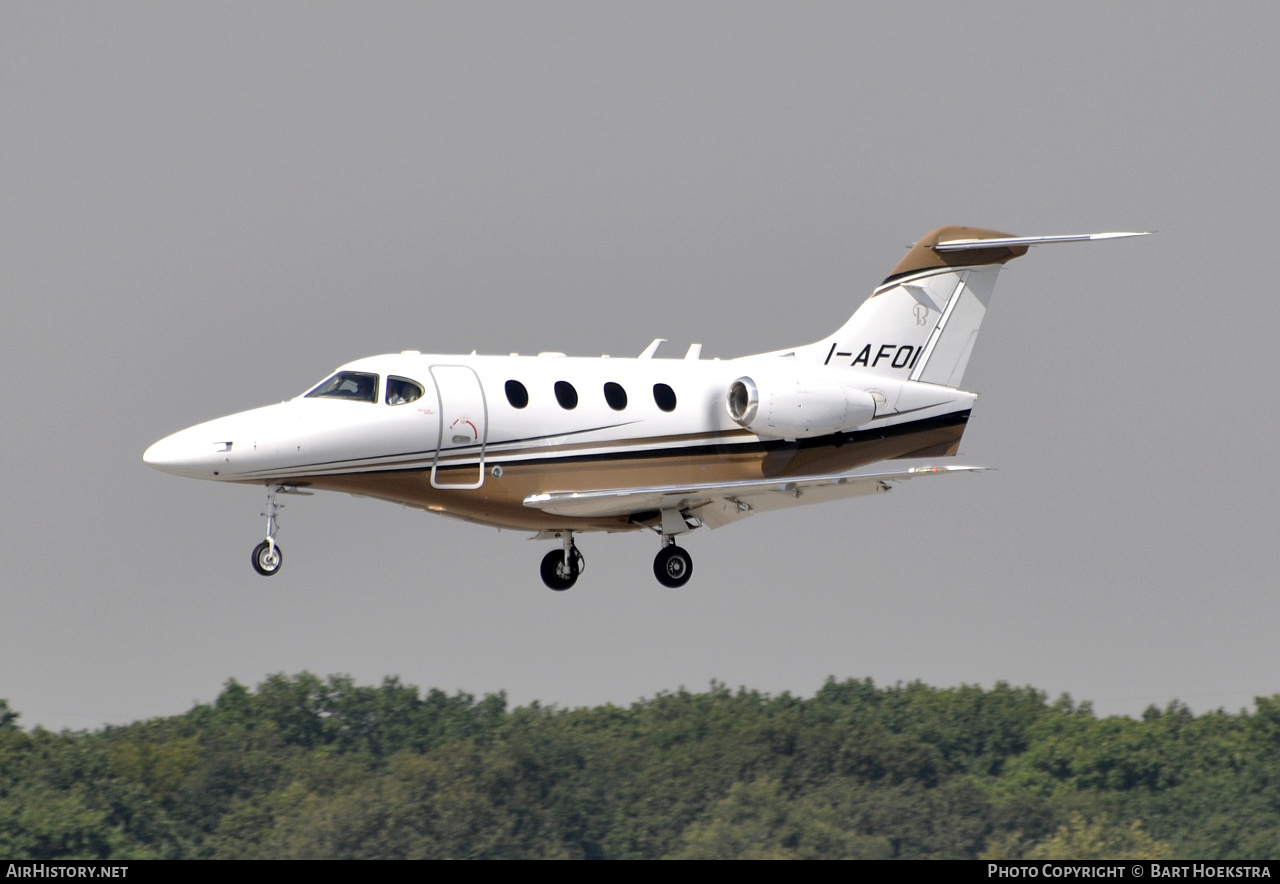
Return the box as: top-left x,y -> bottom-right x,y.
1,674 -> 1276,859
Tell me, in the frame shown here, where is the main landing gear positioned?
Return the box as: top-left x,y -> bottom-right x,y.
540,532 -> 584,591
537,513 -> 696,591
653,507 -> 694,589
654,539 -> 693,589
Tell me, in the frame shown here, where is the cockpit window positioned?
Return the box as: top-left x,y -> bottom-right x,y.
386,376 -> 424,406
305,371 -> 379,403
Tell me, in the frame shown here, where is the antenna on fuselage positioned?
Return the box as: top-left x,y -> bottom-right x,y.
638,338 -> 666,359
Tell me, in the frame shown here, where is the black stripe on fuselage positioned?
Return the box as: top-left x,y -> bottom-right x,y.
496,409 -> 971,470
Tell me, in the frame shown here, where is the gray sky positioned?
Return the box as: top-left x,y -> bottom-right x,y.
2,2 -> 1277,730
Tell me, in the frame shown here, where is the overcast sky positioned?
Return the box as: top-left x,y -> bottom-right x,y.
2,2 -> 1277,730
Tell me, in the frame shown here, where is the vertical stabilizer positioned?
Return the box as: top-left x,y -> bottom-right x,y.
803,226 -> 1148,389
814,226 -> 1022,388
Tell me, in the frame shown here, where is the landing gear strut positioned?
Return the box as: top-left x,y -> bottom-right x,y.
540,532 -> 583,591
251,485 -> 284,577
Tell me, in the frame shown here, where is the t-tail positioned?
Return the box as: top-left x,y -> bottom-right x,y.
804,226 -> 1150,389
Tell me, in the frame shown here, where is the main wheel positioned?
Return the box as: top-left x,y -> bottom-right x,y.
654,545 -> 692,588
252,540 -> 283,577
540,547 -> 580,591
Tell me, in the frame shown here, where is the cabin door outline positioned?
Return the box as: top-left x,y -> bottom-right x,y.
428,365 -> 488,490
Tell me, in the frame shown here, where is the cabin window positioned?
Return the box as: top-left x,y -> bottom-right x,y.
305,371 -> 379,403
653,383 -> 677,412
385,376 -> 424,406
505,380 -> 529,409
554,381 -> 578,410
603,382 -> 627,411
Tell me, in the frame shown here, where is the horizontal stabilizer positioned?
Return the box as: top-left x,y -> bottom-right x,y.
933,231 -> 1151,252
525,464 -> 985,528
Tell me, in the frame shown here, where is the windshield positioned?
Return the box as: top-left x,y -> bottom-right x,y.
305,371 -> 379,403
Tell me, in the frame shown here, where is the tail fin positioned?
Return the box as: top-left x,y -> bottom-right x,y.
809,226 -> 1149,389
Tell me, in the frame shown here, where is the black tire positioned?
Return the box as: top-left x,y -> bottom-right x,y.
252,540 -> 283,577
654,545 -> 692,588
540,547 -> 580,591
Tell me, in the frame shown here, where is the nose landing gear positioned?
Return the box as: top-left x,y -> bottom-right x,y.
251,486 -> 284,577
250,484 -> 309,576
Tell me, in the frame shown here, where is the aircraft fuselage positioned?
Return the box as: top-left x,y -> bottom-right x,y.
144,351 -> 971,533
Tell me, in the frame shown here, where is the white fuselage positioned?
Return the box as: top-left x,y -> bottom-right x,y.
144,348 -> 974,532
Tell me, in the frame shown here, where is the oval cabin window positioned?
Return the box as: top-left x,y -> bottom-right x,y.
653,383 -> 677,412
554,381 -> 578,410
505,380 -> 529,409
603,382 -> 627,411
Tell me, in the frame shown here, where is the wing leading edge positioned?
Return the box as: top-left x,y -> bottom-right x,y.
523,465 -> 986,529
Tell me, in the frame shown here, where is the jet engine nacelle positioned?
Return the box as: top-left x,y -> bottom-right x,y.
726,368 -> 879,439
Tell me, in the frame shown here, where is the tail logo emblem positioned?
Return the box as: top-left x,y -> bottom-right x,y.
913,303 -> 929,326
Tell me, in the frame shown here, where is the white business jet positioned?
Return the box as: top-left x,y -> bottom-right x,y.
144,226 -> 1146,590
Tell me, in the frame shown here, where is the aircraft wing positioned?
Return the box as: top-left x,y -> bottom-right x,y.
523,464 -> 985,529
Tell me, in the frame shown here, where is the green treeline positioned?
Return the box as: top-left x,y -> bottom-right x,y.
1,675 -> 1278,859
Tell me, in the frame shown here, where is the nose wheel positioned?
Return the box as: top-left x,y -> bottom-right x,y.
252,540 -> 283,576
654,544 -> 693,588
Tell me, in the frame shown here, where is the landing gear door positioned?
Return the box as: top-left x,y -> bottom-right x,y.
429,365 -> 488,490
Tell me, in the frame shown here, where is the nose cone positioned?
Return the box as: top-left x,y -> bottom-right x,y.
144,424 -> 235,479
145,402 -> 303,480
